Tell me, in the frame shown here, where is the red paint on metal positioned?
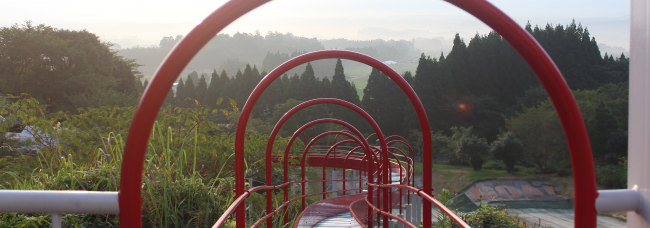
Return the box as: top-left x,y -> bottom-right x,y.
237,50 -> 427,226
323,140 -> 358,199
120,1 -> 270,227
270,117 -> 371,226
122,0 -> 594,226
367,183 -> 471,228
299,131 -> 364,209
277,117 -> 375,225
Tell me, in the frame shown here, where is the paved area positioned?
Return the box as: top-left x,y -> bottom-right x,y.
507,208 -> 626,228
462,180 -> 569,205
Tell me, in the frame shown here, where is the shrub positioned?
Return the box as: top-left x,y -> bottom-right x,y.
596,158 -> 627,189
490,133 -> 523,173
434,188 -> 526,228
457,135 -> 489,171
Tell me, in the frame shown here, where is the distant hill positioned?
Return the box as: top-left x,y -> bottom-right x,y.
117,32 -> 443,82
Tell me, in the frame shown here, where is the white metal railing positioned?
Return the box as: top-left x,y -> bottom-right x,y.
0,190 -> 119,228
596,188 -> 642,213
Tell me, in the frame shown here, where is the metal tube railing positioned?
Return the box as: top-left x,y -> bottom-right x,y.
0,190 -> 119,227
366,183 -> 472,228
0,190 -> 119,214
212,178 -> 366,228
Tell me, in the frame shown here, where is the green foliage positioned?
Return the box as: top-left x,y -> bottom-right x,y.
361,68 -> 411,136
507,85 -> 628,175
0,213 -> 51,228
460,204 -> 527,228
490,133 -> 524,172
596,158 -> 627,189
0,98 -> 288,227
411,21 -> 628,143
506,100 -> 568,174
434,189 -> 526,228
446,126 -> 489,170
0,22 -> 141,111
456,135 -> 489,171
431,131 -> 454,161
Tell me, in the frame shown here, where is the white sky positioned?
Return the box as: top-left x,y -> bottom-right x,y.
1,0 -> 629,52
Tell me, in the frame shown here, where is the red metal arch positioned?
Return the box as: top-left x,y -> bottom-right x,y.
261,98 -> 389,227
321,139 -> 359,199
386,138 -> 415,191
299,131 -> 365,209
235,51 -> 432,227
278,117 -> 376,225
121,0 -> 596,227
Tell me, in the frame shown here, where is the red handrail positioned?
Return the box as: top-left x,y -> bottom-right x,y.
366,182 -> 472,228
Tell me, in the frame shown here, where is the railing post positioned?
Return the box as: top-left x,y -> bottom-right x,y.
629,0 -> 650,225
51,213 -> 62,228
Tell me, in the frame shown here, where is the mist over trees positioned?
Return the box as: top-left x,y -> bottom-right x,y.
153,21 -> 628,185
118,32 -> 423,81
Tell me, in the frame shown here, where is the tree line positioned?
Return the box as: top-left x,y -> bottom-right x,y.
0,21 -> 630,188
360,21 -> 628,187
143,21 -> 630,187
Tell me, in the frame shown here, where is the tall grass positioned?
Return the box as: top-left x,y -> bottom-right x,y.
0,98 -> 324,227
0,99 -> 255,227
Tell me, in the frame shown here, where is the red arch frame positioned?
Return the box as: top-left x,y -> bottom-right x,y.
321,139 -> 359,199
262,97 -> 393,227
120,0 -> 596,227
299,131 -> 364,208
279,117 -> 376,225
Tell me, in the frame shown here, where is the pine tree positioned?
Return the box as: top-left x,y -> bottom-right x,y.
330,59 -> 360,105
184,75 -> 196,106
297,63 -> 318,100
196,74 -> 208,105
361,68 -> 408,135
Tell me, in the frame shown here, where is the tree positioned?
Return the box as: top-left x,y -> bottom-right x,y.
456,134 -> 489,171
183,76 -> 196,106
490,132 -> 524,172
196,74 -> 208,104
328,59 -> 362,127
297,63 -> 318,100
506,100 -> 569,173
330,59 -> 360,105
362,68 -> 409,136
0,22 -> 141,111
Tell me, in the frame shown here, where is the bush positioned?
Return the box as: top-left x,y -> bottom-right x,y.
490,133 -> 523,173
434,188 -> 526,228
456,135 -> 489,171
482,160 -> 505,170
596,159 -> 627,188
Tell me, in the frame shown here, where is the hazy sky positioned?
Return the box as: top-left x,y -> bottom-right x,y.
2,0 -> 629,53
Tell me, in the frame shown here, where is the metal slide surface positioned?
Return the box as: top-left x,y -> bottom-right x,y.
299,171 -> 403,228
